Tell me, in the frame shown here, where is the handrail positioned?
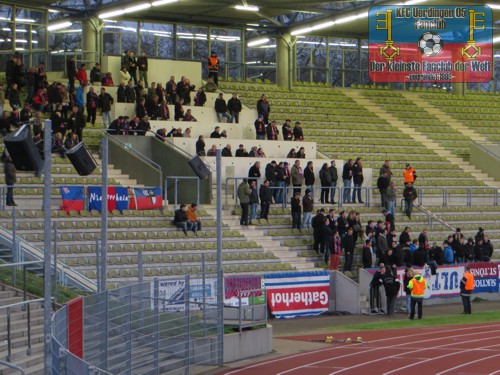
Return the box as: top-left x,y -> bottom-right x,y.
472,141 -> 500,163
0,227 -> 97,292
0,359 -> 25,374
0,298 -> 45,311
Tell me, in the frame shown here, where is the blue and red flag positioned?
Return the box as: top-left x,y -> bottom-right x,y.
129,187 -> 162,210
88,186 -> 129,212
368,5 -> 492,83
60,186 -> 84,213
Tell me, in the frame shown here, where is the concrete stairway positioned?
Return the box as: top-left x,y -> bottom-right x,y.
343,89 -> 499,187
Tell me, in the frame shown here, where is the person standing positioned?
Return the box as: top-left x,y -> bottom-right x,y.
227,93 -> 242,124
312,208 -> 325,253
98,87 -> 114,129
237,179 -> 251,227
403,182 -> 418,219
377,171 -> 389,208
86,87 -> 98,126
328,160 -> 338,204
329,231 -> 342,271
304,161 -> 315,198
256,94 -> 270,124
302,188 -> 314,229
382,266 -> 401,316
369,264 -> 385,314
322,218 -> 334,264
128,51 -> 137,85
403,264 -> 415,315
319,162 -> 332,204
291,191 -> 302,230
259,180 -> 272,220
408,273 -> 427,320
208,51 -> 220,86
249,180 -> 259,225
2,150 -> 16,206
460,265 -> 475,314
214,93 -> 231,122
352,157 -> 364,203
386,181 -> 397,218
380,160 -> 393,182
68,106 -> 85,142
248,161 -> 261,184
291,160 -> 303,195
265,120 -> 279,140
137,51 -> 148,87
66,55 -> 77,92
403,163 -> 417,185
342,159 -> 353,203
341,227 -> 356,272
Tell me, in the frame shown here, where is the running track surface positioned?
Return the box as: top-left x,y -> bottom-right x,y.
219,322 -> 500,375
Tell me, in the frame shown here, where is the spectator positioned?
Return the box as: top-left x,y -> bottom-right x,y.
302,188 -> 314,229
322,218 -> 334,264
155,128 -> 167,142
275,162 -> 286,204
369,264 -> 385,314
254,115 -> 266,140
183,109 -> 197,122
312,208 -> 325,253
98,88 -> 114,129
121,50 -> 130,71
174,204 -> 194,235
86,87 -> 98,126
221,144 -> 232,157
166,76 -> 177,104
90,63 -> 102,84
328,160 -> 338,204
119,65 -> 131,86
186,203 -> 202,233
265,120 -> 279,140
156,82 -> 165,103
386,181 -> 397,218
136,116 -> 151,135
227,93 -> 242,123
464,238 -> 475,263
248,146 -> 257,157
319,163 -> 331,204
125,80 -> 136,103
329,231 -> 342,271
382,209 -> 395,233
64,132 -> 79,150
377,171 -> 389,208
196,135 -> 206,156
66,56 -> 77,92
402,264 -> 415,314
404,163 -> 417,185
207,144 -> 217,156
137,51 -> 148,87
256,94 -> 270,124
214,93 -> 231,122
342,159 -> 353,204
249,180 -> 259,224
259,180 -> 272,220
291,160 -> 303,195
194,87 -> 207,106
408,273 -> 427,320
76,63 -> 88,86
352,157 -> 364,204
183,127 -> 192,137
362,239 -> 375,269
8,83 -> 20,109
304,161 -> 315,196
117,82 -> 127,103
248,161 -> 261,183
296,147 -> 306,158
68,106 -> 85,142
207,51 -> 220,86
293,121 -> 304,141
220,129 -> 227,138
158,99 -> 170,120
2,150 -> 17,206
291,191 -> 301,230
128,51 -> 137,85
257,147 -> 266,158
174,98 -> 184,121
483,235 -> 493,261
382,266 -> 401,316
403,182 -> 418,218
237,178 -> 251,227
235,144 -> 248,157
20,102 -> 32,122
265,160 -> 277,200
342,227 -> 356,272
413,245 -> 427,267
52,132 -> 66,157
205,77 -> 217,93
32,111 -> 43,138
286,148 -> 296,158
51,111 -> 67,136
380,160 -> 393,182
282,119 -> 292,141
102,72 -> 114,87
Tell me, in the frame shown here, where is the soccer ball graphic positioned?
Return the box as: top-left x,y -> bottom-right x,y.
418,32 -> 443,57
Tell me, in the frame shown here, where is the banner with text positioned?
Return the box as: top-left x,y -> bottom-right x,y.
224,275 -> 264,307
369,5 -> 492,83
88,186 -> 129,212
152,278 -> 218,312
369,262 -> 498,298
264,271 -> 330,319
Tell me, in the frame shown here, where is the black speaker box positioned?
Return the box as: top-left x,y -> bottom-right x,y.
188,156 -> 210,180
66,142 -> 98,176
3,125 -> 42,171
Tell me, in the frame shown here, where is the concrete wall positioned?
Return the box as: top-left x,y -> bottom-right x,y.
331,271 -> 360,314
171,138 -> 317,160
470,142 -> 500,181
150,120 -> 253,139
101,56 -> 203,89
223,325 -> 273,363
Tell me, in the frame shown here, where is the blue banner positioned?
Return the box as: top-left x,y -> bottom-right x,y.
60,186 -> 84,213
88,186 -> 129,212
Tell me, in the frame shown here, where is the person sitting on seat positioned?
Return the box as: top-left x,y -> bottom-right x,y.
186,203 -> 202,232
174,204 -> 194,235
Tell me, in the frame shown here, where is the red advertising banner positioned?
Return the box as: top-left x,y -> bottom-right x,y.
67,297 -> 84,359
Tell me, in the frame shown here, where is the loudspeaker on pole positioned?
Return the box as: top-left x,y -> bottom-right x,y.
3,124 -> 42,171
188,156 -> 210,180
66,142 -> 98,176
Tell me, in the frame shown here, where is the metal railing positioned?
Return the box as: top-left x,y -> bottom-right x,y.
223,289 -> 267,333
0,298 -> 53,363
52,274 -> 223,375
165,176 -> 200,209
0,360 -> 25,375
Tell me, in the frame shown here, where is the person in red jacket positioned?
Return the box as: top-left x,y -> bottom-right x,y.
76,63 -> 88,86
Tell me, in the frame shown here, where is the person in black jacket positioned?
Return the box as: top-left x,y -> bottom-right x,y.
66,56 -> 77,92
328,160 -> 338,204
319,163 -> 331,204
68,106 -> 85,142
248,161 -> 261,184
429,242 -> 444,265
98,88 -> 114,129
377,172 -> 389,208
369,264 -> 386,314
265,160 -> 277,185
221,144 -> 232,157
342,159 -> 353,203
214,93 -> 231,122
137,51 -> 148,87
256,94 -> 270,124
2,150 -> 17,206
117,82 -> 127,103
304,161 -> 315,198
249,180 -> 259,224
382,266 -> 401,316
196,135 -> 205,156
90,63 -> 102,84
174,98 -> 184,121
86,87 -> 98,126
413,245 -> 427,267
341,227 -> 356,272
312,208 -> 326,253
293,121 -> 304,141
125,80 -> 136,103
322,218 -> 334,264
282,119 -> 292,141
291,191 -> 301,230
352,157 -> 364,203
174,204 -> 193,235
259,180 -> 272,220
227,93 -> 242,123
